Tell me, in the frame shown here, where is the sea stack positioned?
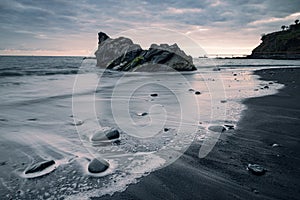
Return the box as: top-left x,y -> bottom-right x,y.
94,32 -> 196,71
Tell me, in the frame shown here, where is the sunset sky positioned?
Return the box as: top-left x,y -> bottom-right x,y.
0,0 -> 299,56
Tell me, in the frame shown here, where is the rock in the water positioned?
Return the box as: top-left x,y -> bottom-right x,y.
247,164 -> 266,175
95,32 -> 196,72
88,158 -> 109,173
195,91 -> 201,95
208,125 -> 226,133
25,160 -> 55,174
150,93 -> 158,97
91,127 -> 120,142
95,34 -> 142,68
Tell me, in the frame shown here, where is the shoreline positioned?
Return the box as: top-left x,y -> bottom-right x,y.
97,67 -> 300,200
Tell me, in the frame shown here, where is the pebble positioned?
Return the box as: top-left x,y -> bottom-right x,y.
272,143 -> 280,147
88,158 -> 109,173
25,160 -> 56,174
208,125 -> 226,132
137,112 -> 148,116
195,91 -> 201,95
91,127 -> 120,142
150,93 -> 158,97
224,124 -> 234,130
247,164 -> 266,175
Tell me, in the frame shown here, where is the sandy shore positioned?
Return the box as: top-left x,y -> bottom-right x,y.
96,67 -> 300,200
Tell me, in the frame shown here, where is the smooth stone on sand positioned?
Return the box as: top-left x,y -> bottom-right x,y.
188,88 -> 195,92
247,164 -> 266,175
88,158 -> 109,173
220,100 -> 227,103
164,128 -> 169,132
70,118 -> 84,126
25,160 -> 55,174
137,112 -> 148,116
91,127 -> 120,141
208,125 -> 226,133
150,93 -> 158,97
195,91 -> 201,95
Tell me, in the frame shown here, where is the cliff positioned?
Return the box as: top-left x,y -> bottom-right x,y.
249,23 -> 300,59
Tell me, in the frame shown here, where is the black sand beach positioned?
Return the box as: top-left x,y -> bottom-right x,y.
97,67 -> 300,200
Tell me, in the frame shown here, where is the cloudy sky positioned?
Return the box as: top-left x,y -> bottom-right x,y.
0,0 -> 299,56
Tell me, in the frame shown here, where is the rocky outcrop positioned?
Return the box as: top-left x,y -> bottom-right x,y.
94,32 -> 196,71
248,24 -> 300,59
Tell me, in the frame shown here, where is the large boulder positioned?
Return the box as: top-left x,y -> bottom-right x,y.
95,32 -> 196,72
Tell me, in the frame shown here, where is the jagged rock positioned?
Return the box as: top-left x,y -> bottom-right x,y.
91,127 -> 120,142
98,32 -> 109,44
95,35 -> 142,68
247,164 -> 266,175
25,160 -> 55,174
88,158 -> 109,173
95,32 -> 196,71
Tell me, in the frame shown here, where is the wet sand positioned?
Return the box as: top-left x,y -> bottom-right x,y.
97,67 -> 300,200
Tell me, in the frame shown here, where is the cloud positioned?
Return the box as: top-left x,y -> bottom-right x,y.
0,0 -> 299,55
166,7 -> 203,14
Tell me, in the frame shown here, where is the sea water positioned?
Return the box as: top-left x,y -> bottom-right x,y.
0,56 -> 299,199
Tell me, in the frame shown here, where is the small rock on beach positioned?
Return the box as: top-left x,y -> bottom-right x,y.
247,164 -> 266,175
25,160 -> 56,174
88,158 -> 109,173
91,127 -> 120,142
208,125 -> 226,132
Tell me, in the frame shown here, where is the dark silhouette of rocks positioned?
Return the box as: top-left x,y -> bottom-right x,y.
95,32 -> 196,71
248,22 -> 300,59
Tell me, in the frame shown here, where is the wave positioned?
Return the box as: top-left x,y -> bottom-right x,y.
0,70 -> 79,77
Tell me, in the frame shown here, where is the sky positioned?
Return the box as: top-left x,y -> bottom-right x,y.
0,0 -> 299,56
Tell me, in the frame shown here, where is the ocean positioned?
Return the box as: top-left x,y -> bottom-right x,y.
0,56 -> 299,199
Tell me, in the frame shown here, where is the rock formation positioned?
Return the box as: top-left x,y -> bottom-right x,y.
248,23 -> 300,59
94,32 -> 196,71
